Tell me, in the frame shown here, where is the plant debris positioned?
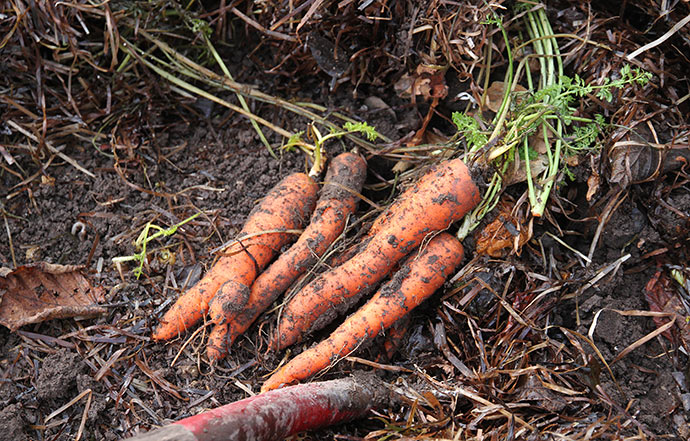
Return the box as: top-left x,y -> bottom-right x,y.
0,263 -> 105,331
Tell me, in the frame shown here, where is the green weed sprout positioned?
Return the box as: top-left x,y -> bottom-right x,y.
282,121 -> 380,175
113,212 -> 201,278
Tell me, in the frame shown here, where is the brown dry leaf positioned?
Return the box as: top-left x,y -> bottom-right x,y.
484,81 -> 527,113
393,64 -> 448,100
586,172 -> 600,201
0,263 -> 106,331
608,140 -> 659,187
475,202 -> 531,257
644,270 -> 690,347
505,155 -> 548,186
586,155 -> 601,201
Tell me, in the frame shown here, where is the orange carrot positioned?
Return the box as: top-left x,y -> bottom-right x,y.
269,157 -> 480,351
262,232 -> 464,391
206,152 -> 367,359
152,172 -> 319,341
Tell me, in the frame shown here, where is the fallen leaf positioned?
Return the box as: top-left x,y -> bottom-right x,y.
586,155 -> 601,201
608,140 -> 657,187
504,133 -> 550,186
394,64 -> 448,100
644,270 -> 690,348
363,96 -> 396,119
0,263 -> 106,331
484,81 -> 527,113
609,139 -> 690,187
504,154 -> 548,186
475,201 -> 531,257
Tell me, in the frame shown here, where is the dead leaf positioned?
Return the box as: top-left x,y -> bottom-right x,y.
364,96 -> 396,119
394,64 -> 448,101
644,270 -> 690,348
609,139 -> 690,187
608,141 -> 658,187
586,155 -> 601,201
504,133 -> 550,186
505,155 -> 548,186
475,201 -> 531,257
0,263 -> 106,331
484,81 -> 527,113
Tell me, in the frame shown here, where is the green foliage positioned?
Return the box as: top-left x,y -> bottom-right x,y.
343,121 -> 380,141
570,121 -> 600,151
282,131 -> 305,152
452,112 -> 488,151
519,144 -> 539,161
113,212 -> 201,278
562,165 -> 576,181
457,2 -> 655,233
482,12 -> 503,27
281,122 -> 379,166
189,18 -> 212,38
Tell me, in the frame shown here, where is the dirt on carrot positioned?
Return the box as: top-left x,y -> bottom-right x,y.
270,157 -> 481,352
208,152 -> 367,358
153,172 -> 319,342
262,232 -> 465,391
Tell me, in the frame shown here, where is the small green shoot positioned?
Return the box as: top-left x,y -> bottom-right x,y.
113,212 -> 201,278
343,121 -> 380,142
282,121 -> 380,175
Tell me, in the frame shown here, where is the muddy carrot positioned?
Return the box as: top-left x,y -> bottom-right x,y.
269,157 -> 480,351
206,152 -> 367,359
152,172 -> 319,341
262,232 -> 464,391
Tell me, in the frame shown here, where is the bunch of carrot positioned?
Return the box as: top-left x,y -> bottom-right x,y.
153,152 -> 481,384
153,152 -> 368,360
260,157 -> 480,390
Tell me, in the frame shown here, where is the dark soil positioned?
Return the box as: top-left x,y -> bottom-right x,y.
2,99 -> 688,440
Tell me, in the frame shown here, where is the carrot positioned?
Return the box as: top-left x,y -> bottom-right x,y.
206,152 -> 367,359
269,157 -> 480,351
124,375 -> 390,441
262,232 -> 464,391
152,172 -> 319,341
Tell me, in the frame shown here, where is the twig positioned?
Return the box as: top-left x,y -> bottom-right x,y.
6,120 -> 95,178
627,12 -> 690,60
2,211 -> 16,267
344,356 -> 413,373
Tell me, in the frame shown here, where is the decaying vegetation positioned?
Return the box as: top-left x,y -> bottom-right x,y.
1,0 -> 689,440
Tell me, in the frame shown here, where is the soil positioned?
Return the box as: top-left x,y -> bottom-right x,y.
2,101 -> 688,440
2,3 -> 690,440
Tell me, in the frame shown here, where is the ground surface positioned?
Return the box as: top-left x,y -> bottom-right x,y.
1,100 -> 688,440
1,1 -> 689,440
